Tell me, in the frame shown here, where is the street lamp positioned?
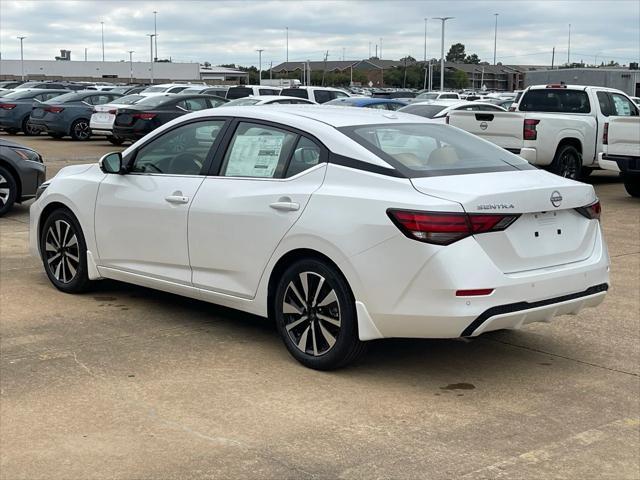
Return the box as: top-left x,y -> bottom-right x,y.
17,36 -> 26,81
285,27 -> 289,63
128,50 -> 135,83
434,16 -> 454,91
153,11 -> 158,62
146,34 -> 156,83
493,13 -> 499,65
423,18 -> 428,90
101,21 -> 105,62
567,23 -> 571,65
256,49 -> 264,85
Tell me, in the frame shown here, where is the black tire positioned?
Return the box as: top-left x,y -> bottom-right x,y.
69,119 -> 91,141
549,145 -> 582,180
0,166 -> 17,217
39,208 -> 92,293
274,258 -> 366,370
22,116 -> 41,136
623,175 -> 640,198
5,128 -> 19,135
49,132 -> 64,139
580,166 -> 593,179
107,135 -> 125,146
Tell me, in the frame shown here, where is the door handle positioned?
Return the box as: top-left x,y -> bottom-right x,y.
165,195 -> 189,204
270,201 -> 300,212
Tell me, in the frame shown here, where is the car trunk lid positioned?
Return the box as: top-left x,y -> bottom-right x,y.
410,170 -> 599,273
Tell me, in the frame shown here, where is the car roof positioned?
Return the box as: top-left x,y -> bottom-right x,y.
282,86 -> 346,92
410,99 -> 464,107
330,97 -> 405,106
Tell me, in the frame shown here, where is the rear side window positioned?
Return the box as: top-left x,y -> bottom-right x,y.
313,90 -> 333,104
285,137 -> 322,177
281,89 -> 309,99
176,98 -> 209,111
88,95 -> 112,105
226,88 -> 252,99
259,89 -> 279,95
340,123 -> 535,177
440,94 -> 458,99
520,89 -> 590,113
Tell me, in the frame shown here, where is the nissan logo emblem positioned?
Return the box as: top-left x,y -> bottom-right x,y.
550,191 -> 563,208
479,121 -> 488,130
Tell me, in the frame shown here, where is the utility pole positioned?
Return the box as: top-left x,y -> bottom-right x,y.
321,51 -> 328,86
379,37 -> 383,59
17,36 -> 26,81
423,18 -> 428,90
153,11 -> 158,62
551,47 -> 555,69
84,47 -> 87,61
285,27 -> 288,62
493,13 -> 499,65
342,47 -> 345,61
435,17 -> 454,91
369,41 -> 371,58
146,34 -> 155,83
567,23 -> 571,64
128,50 -> 134,83
256,49 -> 264,85
101,22 -> 105,61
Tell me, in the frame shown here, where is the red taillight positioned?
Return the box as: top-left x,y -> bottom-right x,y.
387,209 -> 519,245
132,112 -> 156,120
0,103 -> 16,110
575,201 -> 601,221
603,123 -> 609,145
523,118 -> 539,140
44,106 -> 64,113
456,289 -> 494,297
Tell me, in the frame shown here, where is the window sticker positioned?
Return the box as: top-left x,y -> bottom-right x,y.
226,135 -> 284,177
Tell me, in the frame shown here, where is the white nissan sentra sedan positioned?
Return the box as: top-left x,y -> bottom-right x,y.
29,106 -> 609,370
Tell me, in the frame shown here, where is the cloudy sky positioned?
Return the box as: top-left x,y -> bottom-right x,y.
1,0 -> 638,67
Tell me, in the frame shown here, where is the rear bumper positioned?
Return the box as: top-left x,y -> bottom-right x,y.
112,123 -> 153,141
28,118 -> 66,135
600,153 -> 640,176
518,147 -> 538,164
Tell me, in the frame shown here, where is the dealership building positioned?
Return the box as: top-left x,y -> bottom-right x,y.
524,67 -> 640,96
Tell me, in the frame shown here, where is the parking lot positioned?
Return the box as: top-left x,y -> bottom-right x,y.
0,133 -> 638,479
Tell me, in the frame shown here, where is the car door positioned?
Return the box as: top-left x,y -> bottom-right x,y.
189,121 -> 326,298
94,119 -> 228,286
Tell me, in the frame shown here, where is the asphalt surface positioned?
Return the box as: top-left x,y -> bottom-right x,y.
1,133 -> 639,480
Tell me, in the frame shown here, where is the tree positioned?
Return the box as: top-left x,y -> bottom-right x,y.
452,69 -> 469,89
465,54 -> 480,64
446,43 -> 466,62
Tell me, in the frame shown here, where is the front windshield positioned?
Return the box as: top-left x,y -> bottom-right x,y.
340,123 -> 534,177
416,93 -> 439,100
221,98 -> 261,107
136,95 -> 172,107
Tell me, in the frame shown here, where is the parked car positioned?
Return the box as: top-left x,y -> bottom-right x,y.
447,84 -> 639,179
0,89 -> 70,135
598,116 -> 640,197
15,81 -> 85,91
179,86 -> 230,97
324,97 -> 407,110
140,83 -> 207,97
112,94 -> 227,142
413,91 -> 461,102
0,81 -> 25,89
89,94 -> 147,145
31,106 -> 609,370
399,100 -> 506,121
280,86 -> 349,104
0,138 -> 45,216
221,95 -> 316,106
631,96 -> 640,106
29,91 -> 123,140
226,85 -> 282,100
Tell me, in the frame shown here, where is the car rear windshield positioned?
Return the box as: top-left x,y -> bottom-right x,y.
136,95 -> 172,107
519,89 -> 591,113
339,123 -> 535,177
398,104 -> 447,118
3,90 -> 47,99
143,86 -> 170,93
115,94 -> 144,105
416,93 -> 439,100
226,88 -> 253,99
280,88 -> 309,99
221,98 -> 260,107
43,92 -> 84,104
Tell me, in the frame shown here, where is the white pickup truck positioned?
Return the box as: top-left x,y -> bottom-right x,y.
448,84 -> 639,179
598,116 -> 640,197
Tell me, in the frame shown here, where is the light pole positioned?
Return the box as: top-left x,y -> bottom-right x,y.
17,36 -> 26,81
379,37 -> 383,59
567,23 -> 571,65
146,34 -> 155,83
493,13 -> 498,65
101,22 -> 105,61
153,11 -> 158,61
286,27 -> 289,62
128,51 -> 134,83
423,18 -> 428,90
256,49 -> 264,85
434,17 -> 454,91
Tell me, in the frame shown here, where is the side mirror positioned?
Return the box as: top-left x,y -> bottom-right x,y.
99,152 -> 124,174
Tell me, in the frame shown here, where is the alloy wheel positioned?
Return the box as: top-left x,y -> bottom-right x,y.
282,271 -> 341,356
0,173 -> 10,208
559,151 -> 579,179
73,121 -> 91,140
44,220 -> 80,283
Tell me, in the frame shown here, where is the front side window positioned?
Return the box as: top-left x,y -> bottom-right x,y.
609,93 -> 639,116
333,91 -> 348,99
520,89 -> 590,113
313,90 -> 333,104
341,123 -> 535,177
131,120 -> 225,175
220,122 -> 298,178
